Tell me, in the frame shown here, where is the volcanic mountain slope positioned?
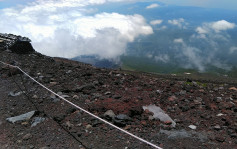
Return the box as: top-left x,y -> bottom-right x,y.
0,37 -> 237,149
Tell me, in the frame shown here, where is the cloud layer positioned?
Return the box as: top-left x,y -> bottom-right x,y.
0,0 -> 153,59
146,3 -> 159,9
173,20 -> 236,71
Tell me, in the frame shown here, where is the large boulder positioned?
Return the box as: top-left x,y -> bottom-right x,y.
9,41 -> 35,54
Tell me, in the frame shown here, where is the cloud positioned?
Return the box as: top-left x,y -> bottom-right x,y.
174,38 -> 184,43
146,3 -> 159,9
154,54 -> 170,63
196,20 -> 236,35
0,0 -> 153,59
173,39 -> 205,71
211,20 -> 235,32
230,46 -> 237,54
195,27 -> 208,34
150,20 -> 163,25
168,18 -> 187,29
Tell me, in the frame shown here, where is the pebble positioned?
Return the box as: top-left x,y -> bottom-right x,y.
104,110 -> 115,120
73,95 -> 79,99
23,133 -> 32,140
188,125 -> 197,130
216,113 -> 224,117
86,124 -> 92,130
32,95 -> 38,99
214,125 -> 221,130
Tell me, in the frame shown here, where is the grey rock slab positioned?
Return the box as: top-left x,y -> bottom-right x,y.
115,114 -> 132,121
159,129 -> 208,142
6,111 -> 36,123
8,91 -> 23,97
143,105 -> 176,127
31,117 -> 46,127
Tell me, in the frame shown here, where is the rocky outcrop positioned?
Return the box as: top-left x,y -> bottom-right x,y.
0,33 -> 34,54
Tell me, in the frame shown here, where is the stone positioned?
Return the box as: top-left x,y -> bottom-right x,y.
229,87 -> 237,91
214,125 -> 221,130
86,124 -> 92,130
189,125 -> 197,130
104,91 -> 111,95
32,95 -> 38,99
23,133 -> 32,140
216,113 -> 224,117
8,91 -> 23,97
6,111 -> 36,123
143,105 -> 176,127
31,117 -> 46,127
73,95 -> 79,99
113,114 -> 132,127
104,110 -> 115,120
159,129 -> 208,142
65,121 -> 74,128
215,136 -> 225,142
115,114 -> 132,121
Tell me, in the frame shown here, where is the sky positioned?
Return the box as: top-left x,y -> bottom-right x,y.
158,0 -> 237,10
0,0 -> 236,72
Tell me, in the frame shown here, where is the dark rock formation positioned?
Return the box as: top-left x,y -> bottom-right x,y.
0,33 -> 34,54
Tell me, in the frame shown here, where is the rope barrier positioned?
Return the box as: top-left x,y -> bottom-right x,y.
0,61 -> 162,149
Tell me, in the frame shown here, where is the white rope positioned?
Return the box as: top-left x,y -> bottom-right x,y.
0,61 -> 162,149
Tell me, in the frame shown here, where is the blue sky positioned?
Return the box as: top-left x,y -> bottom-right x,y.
1,0 -> 237,10
158,0 -> 237,10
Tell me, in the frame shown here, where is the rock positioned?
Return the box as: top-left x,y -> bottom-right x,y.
6,111 -> 36,123
113,114 -> 132,127
216,97 -> 222,103
73,95 -> 79,99
76,84 -> 95,92
216,113 -> 224,117
32,95 -> 38,99
159,129 -> 208,142
189,125 -> 197,130
104,110 -> 115,120
215,136 -> 225,142
23,133 -> 32,140
229,87 -> 237,91
168,96 -> 177,101
50,93 -> 60,102
115,114 -> 132,121
104,91 -> 111,95
148,116 -> 154,120
143,105 -> 176,127
86,124 -> 92,130
214,125 -> 221,130
65,121 -> 74,128
8,91 -> 23,97
31,117 -> 46,127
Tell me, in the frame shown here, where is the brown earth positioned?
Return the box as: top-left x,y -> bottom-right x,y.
0,48 -> 237,149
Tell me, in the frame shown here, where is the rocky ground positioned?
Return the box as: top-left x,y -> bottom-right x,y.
0,48 -> 237,149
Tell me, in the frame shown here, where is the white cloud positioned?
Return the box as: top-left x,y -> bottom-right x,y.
168,18 -> 187,29
154,54 -> 170,63
0,0 -> 153,59
230,46 -> 237,54
146,3 -> 159,9
174,38 -> 184,43
150,20 -> 163,25
174,39 -> 205,71
196,27 -> 208,34
211,20 -> 235,32
196,20 -> 236,35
